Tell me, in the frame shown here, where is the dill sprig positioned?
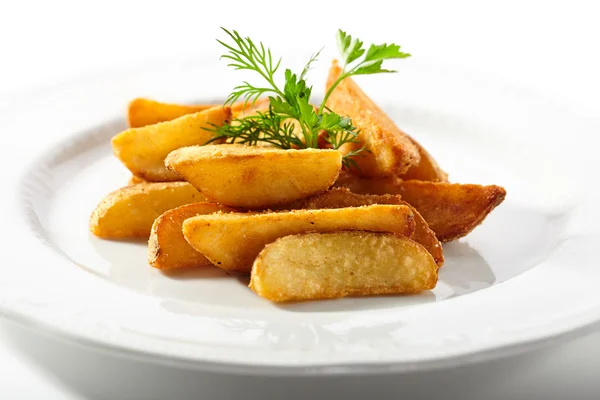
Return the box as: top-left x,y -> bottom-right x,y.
212,28 -> 410,169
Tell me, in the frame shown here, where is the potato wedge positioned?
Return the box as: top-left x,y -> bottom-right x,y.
400,138 -> 448,182
166,144 -> 342,208
230,98 -> 270,118
149,202 -> 236,270
250,231 -> 438,302
292,187 -> 404,209
90,182 -> 205,238
128,98 -> 269,128
127,98 -> 219,128
112,106 -> 231,182
183,205 -> 415,272
393,181 -> 506,242
325,60 -> 420,177
335,174 -> 506,242
289,188 -> 443,267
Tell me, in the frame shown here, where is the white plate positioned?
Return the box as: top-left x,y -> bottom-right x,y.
1,58 -> 599,375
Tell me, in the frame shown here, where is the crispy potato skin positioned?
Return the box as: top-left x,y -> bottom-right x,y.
183,205 -> 415,272
285,188 -> 443,267
335,173 -> 506,242
112,106 -> 231,182
90,182 -> 205,239
400,137 -> 449,182
230,98 -> 270,118
148,202 -> 236,270
326,61 -> 420,177
127,98 -> 219,128
395,181 -> 506,242
166,145 -> 343,208
250,231 -> 438,302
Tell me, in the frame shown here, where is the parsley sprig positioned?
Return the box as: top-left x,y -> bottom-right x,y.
211,28 -> 410,169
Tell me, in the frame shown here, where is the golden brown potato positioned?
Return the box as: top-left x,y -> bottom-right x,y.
335,174 -> 506,242
230,98 -> 270,118
250,231 -> 438,302
400,137 -> 448,182
393,181 -> 506,242
333,170 -> 404,196
128,175 -> 147,185
287,188 -> 443,267
148,202 -> 236,270
292,187 -> 403,209
401,201 -> 444,267
166,145 -> 343,208
183,205 -> 415,272
325,60 -> 420,177
90,182 -> 205,239
112,106 -> 231,182
127,98 -> 219,128
127,98 -> 270,128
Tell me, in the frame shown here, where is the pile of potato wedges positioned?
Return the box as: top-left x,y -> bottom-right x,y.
90,61 -> 506,302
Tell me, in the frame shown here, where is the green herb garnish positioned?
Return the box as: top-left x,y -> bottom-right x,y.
211,28 -> 410,169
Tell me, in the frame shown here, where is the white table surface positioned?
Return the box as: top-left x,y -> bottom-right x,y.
1,1 -> 599,398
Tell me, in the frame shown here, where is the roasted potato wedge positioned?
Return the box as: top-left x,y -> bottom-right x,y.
325,60 -> 420,177
166,144 -> 342,208
128,98 -> 269,128
292,187 -> 404,209
127,98 -> 219,128
148,202 -> 236,270
335,174 -> 506,242
250,231 -> 438,302
112,106 -> 231,182
289,188 -> 443,267
394,181 -> 506,242
400,138 -> 448,182
183,205 -> 415,272
90,182 -> 205,239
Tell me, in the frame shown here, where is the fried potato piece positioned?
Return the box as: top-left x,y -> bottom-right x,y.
128,175 -> 147,185
250,231 -> 438,302
325,60 -> 420,177
394,181 -> 506,242
166,145 -> 342,208
230,98 -> 270,118
289,188 -> 443,267
335,173 -> 506,242
334,170 -> 404,196
148,202 -> 236,270
183,205 -> 415,272
127,98 -> 219,128
400,138 -> 448,182
128,98 -> 269,128
90,182 -> 205,239
112,106 -> 231,182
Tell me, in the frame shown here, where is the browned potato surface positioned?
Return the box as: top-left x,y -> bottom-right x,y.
90,182 -> 205,239
148,202 -> 236,270
325,60 -> 420,177
112,106 -> 231,182
335,174 -> 505,242
127,98 -> 219,128
166,145 -> 342,208
183,205 -> 415,272
128,175 -> 147,185
400,138 -> 448,182
288,188 -> 443,267
393,181 -> 506,242
250,231 -> 438,302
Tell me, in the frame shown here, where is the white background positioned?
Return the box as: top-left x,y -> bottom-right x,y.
1,0 -> 599,399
